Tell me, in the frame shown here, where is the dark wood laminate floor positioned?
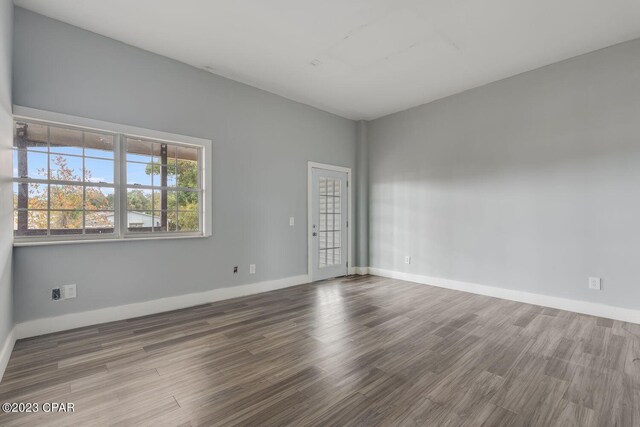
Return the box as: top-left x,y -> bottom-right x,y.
1,275 -> 639,426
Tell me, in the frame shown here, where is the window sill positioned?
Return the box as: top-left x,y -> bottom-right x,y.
13,233 -> 210,247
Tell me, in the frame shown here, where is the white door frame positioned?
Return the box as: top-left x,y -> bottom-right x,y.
308,161 -> 352,282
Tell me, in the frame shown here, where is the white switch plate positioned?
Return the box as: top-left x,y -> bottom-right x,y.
63,284 -> 77,299
588,277 -> 601,290
289,217 -> 295,226
404,256 -> 411,264
249,264 -> 256,274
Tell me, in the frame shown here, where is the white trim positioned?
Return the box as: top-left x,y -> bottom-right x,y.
354,266 -> 369,275
11,106 -> 213,242
369,268 -> 640,324
15,274 -> 310,339
307,161 -> 353,282
0,327 -> 17,383
13,234 -> 208,247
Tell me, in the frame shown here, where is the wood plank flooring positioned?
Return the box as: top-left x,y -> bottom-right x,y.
1,275 -> 639,426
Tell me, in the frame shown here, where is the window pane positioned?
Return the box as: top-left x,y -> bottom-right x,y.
162,145 -> 178,186
126,138 -> 152,163
84,133 -> 114,159
152,190 -> 176,211
14,121 -> 48,151
85,187 -> 114,210
167,165 -> 177,187
148,161 -> 162,186
166,145 -> 177,165
167,211 -> 178,232
13,120 -> 203,239
127,188 -> 152,211
178,211 -> 198,231
85,211 -> 115,233
12,150 -> 48,179
153,211 -> 177,232
177,191 -> 199,210
147,141 -> 186,186
165,190 -> 176,209
177,159 -> 198,188
49,126 -> 82,156
151,141 -> 167,166
85,158 -> 114,183
50,210 -> 83,234
13,183 -> 47,210
50,185 -> 83,210
14,210 -> 48,236
127,211 -> 155,231
126,162 -> 153,186
50,154 -> 83,181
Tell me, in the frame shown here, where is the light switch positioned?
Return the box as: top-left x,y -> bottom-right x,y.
63,284 -> 77,299
289,217 -> 295,226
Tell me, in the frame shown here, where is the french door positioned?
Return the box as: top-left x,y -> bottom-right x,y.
311,167 -> 348,281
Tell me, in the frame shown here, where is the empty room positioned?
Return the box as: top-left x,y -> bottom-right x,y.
0,0 -> 639,425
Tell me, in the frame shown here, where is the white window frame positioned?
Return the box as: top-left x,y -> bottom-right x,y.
12,106 -> 213,246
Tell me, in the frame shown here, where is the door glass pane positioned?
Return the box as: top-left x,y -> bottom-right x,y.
318,176 -> 342,268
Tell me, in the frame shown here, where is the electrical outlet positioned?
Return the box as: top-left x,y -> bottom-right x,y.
63,284 -> 77,299
289,217 -> 295,227
233,266 -> 238,274
589,277 -> 602,290
249,264 -> 256,274
51,288 -> 61,301
404,256 -> 411,265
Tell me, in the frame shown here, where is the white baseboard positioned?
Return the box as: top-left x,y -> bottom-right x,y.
0,327 -> 16,383
15,274 -> 310,340
354,266 -> 369,275
369,268 -> 640,324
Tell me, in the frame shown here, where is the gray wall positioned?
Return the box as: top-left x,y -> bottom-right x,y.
12,8 -> 356,323
0,0 -> 13,341
369,38 -> 640,310
355,121 -> 369,268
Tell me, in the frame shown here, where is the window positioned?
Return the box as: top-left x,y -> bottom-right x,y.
12,113 -> 209,244
125,137 -> 201,233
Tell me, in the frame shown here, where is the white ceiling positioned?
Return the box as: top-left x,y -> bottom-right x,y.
14,0 -> 640,120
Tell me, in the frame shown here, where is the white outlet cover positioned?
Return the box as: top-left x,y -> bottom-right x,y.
404,256 -> 411,264
250,264 -> 256,274
63,284 -> 77,299
289,217 -> 295,226
588,277 -> 602,290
